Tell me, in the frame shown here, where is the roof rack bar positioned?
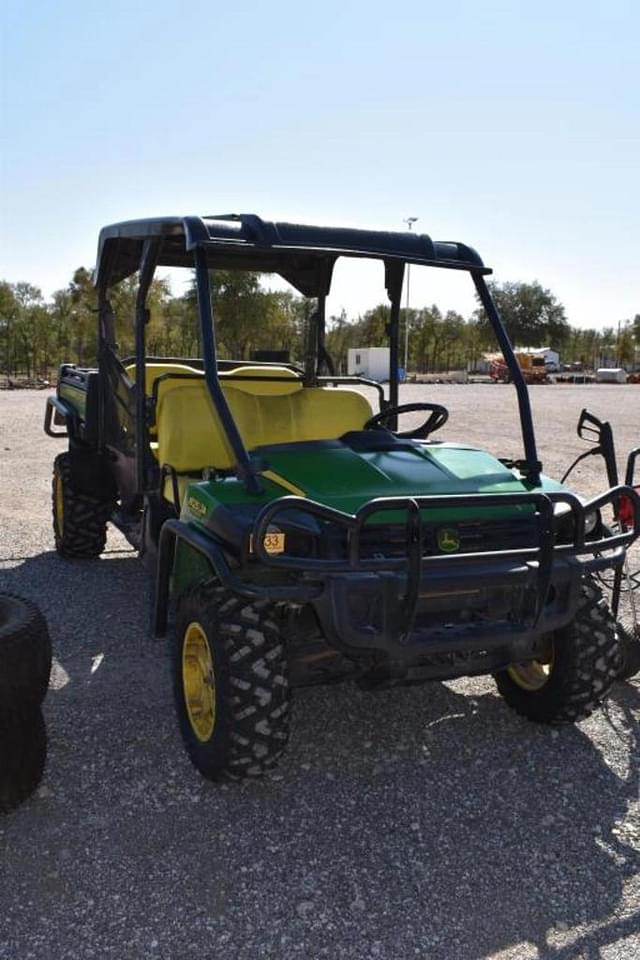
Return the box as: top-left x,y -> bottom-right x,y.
95,216 -> 492,289
236,213 -> 279,246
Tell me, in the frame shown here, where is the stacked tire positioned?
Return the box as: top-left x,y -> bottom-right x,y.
0,594 -> 52,813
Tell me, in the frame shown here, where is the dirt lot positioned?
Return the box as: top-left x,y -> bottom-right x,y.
1,385 -> 639,960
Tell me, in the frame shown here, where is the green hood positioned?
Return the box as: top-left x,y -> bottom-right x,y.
261,441 -> 565,519
184,440 -> 568,528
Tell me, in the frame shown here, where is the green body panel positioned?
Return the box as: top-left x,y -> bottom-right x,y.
172,538 -> 215,596
59,383 -> 88,419
182,474 -> 292,521
180,441 -> 569,526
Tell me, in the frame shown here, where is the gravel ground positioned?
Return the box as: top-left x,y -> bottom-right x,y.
1,385 -> 639,960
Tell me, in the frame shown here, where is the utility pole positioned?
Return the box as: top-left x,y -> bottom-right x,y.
402,217 -> 418,374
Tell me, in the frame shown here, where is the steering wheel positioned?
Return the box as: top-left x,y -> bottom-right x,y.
364,402 -> 449,439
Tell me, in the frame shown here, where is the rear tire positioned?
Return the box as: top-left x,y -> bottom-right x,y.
494,576 -> 621,723
0,594 -> 52,718
172,581 -> 290,781
0,708 -> 47,814
52,452 -> 113,558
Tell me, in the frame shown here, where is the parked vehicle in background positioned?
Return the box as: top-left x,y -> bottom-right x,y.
595,368 -> 627,384
490,351 -> 549,384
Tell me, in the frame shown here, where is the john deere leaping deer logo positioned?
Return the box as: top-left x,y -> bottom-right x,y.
437,527 -> 461,553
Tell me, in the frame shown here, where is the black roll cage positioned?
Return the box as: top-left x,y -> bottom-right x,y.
94,213 -> 542,495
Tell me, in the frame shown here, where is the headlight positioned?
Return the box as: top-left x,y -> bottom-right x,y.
553,502 -> 574,544
552,502 -> 600,543
584,510 -> 599,536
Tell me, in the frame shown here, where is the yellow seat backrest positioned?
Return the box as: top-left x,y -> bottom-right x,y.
222,365 -> 303,396
156,378 -> 249,472
124,362 -> 203,399
293,388 -> 372,442
155,375 -> 372,474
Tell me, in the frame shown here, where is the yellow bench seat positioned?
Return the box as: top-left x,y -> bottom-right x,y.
155,368 -> 373,501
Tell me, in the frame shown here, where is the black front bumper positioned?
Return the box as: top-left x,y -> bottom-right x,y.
155,486 -> 640,673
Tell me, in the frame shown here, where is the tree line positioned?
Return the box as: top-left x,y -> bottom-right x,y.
1,268 -> 638,380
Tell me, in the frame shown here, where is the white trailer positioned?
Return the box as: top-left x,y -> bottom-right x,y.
596,368 -> 627,384
347,347 -> 390,382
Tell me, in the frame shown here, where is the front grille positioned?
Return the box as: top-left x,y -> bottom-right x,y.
354,518 -> 538,560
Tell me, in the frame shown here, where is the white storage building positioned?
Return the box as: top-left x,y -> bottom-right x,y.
347,347 -> 390,382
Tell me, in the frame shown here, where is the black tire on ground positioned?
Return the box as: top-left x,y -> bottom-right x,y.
617,618 -> 640,681
173,581 -> 290,781
0,594 -> 52,718
52,452 -> 113,558
0,708 -> 47,814
494,575 -> 621,724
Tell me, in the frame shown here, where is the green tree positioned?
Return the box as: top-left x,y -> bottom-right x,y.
475,280 -> 568,349
0,282 -> 52,378
360,304 -> 389,346
211,271 -> 269,359
326,308 -> 358,372
617,321 -> 635,365
0,281 -> 20,375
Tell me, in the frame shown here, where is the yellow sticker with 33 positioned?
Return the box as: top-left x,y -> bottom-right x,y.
249,531 -> 286,555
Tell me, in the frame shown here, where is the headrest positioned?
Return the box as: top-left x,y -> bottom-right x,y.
222,365 -> 303,396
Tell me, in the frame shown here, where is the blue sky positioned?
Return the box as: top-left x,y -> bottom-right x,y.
1,0 -> 638,329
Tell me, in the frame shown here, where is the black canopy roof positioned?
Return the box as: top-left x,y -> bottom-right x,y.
95,214 -> 490,296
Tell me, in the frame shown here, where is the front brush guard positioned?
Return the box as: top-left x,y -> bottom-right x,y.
154,486 -> 640,649
250,486 -> 640,650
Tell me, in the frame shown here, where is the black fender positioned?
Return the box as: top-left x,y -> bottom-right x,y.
153,519 -> 320,638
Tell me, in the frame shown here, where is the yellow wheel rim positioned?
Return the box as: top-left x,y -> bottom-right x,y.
182,621 -> 216,742
54,470 -> 64,537
508,645 -> 554,691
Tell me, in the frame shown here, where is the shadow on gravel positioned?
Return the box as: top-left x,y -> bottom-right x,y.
1,550 -> 639,959
282,680 -> 640,960
0,548 -> 153,648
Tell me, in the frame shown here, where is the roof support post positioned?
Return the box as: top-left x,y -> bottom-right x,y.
473,272 -> 541,483
315,295 -> 335,377
303,300 -> 316,385
135,238 -> 162,494
194,247 -> 262,494
385,260 -> 405,429
97,288 -> 116,450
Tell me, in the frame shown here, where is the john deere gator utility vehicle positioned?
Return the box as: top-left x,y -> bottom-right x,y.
45,215 -> 640,781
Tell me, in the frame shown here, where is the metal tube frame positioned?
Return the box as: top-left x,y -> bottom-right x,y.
472,272 -> 542,484
385,261 -> 405,427
194,246 -> 262,494
134,239 -> 162,494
